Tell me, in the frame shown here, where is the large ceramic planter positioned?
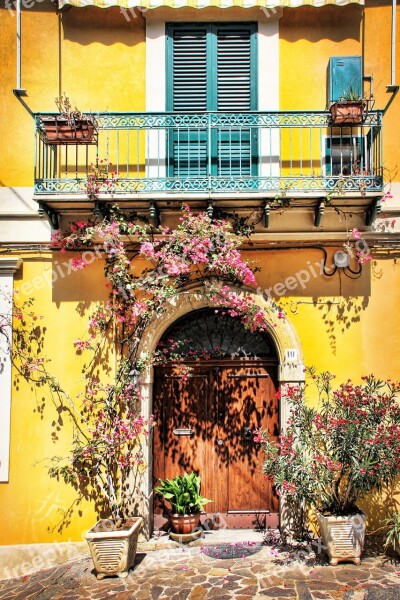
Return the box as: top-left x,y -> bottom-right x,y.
39,116 -> 98,145
317,511 -> 367,566
85,517 -> 142,579
170,513 -> 201,534
329,101 -> 365,125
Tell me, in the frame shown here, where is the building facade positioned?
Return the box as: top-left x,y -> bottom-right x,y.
0,0 -> 399,545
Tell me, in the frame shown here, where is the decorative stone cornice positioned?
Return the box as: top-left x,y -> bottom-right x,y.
0,258 -> 22,275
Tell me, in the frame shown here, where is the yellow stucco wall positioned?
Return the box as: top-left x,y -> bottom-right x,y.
0,2 -> 399,544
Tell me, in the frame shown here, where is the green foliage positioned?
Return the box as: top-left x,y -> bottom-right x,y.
340,84 -> 362,101
155,472 -> 212,515
384,511 -> 400,551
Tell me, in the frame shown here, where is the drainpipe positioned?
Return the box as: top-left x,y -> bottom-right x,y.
387,0 -> 399,92
13,0 -> 26,97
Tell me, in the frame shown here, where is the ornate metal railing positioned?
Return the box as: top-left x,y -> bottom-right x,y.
34,110 -> 384,197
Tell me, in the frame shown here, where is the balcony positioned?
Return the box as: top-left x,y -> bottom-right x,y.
34,110 -> 384,222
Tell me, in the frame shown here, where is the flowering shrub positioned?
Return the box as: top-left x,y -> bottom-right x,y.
3,205 -> 281,528
255,369 -> 400,531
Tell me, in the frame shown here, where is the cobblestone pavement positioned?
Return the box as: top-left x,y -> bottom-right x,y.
1,537 -> 400,600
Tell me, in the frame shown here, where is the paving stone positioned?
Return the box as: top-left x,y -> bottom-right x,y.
295,581 -> 313,599
240,576 -> 257,585
187,585 -> 207,600
335,569 -> 371,583
364,586 -> 400,599
309,581 -> 344,591
208,568 -> 229,577
237,584 -> 258,596
257,586 -> 297,597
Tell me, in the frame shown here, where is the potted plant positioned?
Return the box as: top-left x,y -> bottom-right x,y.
155,472 -> 212,536
329,85 -> 367,125
255,369 -> 400,565
48,381 -> 154,579
38,94 -> 98,145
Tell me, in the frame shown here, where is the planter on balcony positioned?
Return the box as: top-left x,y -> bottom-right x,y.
39,115 -> 98,145
329,101 -> 365,125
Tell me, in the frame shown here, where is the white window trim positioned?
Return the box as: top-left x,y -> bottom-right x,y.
145,13 -> 281,179
0,258 -> 22,482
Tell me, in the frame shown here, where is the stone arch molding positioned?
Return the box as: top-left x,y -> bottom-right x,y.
138,285 -> 305,388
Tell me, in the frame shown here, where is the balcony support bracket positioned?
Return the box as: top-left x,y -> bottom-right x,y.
149,201 -> 160,227
263,202 -> 270,229
366,198 -> 382,226
93,201 -> 110,219
37,203 -> 59,230
314,200 -> 326,228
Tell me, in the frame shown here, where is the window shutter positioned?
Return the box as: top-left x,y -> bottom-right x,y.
216,27 -> 255,177
217,28 -> 252,111
168,27 -> 208,176
171,28 -> 208,112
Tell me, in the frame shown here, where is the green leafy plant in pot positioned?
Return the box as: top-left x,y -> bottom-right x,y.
155,472 -> 212,534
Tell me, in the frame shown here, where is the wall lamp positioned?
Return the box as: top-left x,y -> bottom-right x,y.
324,250 -> 362,278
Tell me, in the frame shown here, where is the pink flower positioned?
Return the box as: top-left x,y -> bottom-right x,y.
71,258 -> 87,271
351,228 -> 362,240
357,254 -> 372,265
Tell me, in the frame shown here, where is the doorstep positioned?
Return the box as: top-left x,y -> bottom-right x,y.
138,528 -> 268,552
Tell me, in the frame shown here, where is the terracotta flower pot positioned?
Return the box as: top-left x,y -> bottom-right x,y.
39,116 -> 98,145
85,517 -> 142,579
317,511 -> 367,566
329,101 -> 365,125
170,513 -> 201,534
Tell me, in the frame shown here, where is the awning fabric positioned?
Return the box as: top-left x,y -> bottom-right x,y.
58,0 -> 364,9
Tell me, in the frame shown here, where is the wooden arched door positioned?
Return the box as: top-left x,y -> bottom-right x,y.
153,309 -> 279,529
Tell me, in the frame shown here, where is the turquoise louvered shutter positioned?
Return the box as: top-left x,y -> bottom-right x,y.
215,25 -> 257,177
167,25 -> 208,177
167,23 -> 257,180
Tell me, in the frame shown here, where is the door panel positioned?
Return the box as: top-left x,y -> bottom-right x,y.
153,362 -> 279,529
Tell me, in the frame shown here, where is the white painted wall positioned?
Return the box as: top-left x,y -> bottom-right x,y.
0,258 -> 22,482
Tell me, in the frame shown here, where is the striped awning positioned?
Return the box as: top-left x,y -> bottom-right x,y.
58,0 -> 364,9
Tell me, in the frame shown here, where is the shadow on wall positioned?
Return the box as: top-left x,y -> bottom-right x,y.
280,5 -> 362,43
61,6 -> 145,46
51,252 -> 108,307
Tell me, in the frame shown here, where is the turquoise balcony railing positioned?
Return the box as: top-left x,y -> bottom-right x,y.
34,111 -> 384,198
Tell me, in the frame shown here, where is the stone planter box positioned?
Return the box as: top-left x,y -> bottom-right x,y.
85,517 -> 142,579
317,511 -> 367,566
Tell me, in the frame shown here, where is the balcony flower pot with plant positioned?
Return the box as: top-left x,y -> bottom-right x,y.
329,85 -> 367,125
155,472 -> 212,538
38,94 -> 98,145
255,368 -> 400,565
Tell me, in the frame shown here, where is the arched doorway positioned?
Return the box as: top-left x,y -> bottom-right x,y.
153,308 -> 279,530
